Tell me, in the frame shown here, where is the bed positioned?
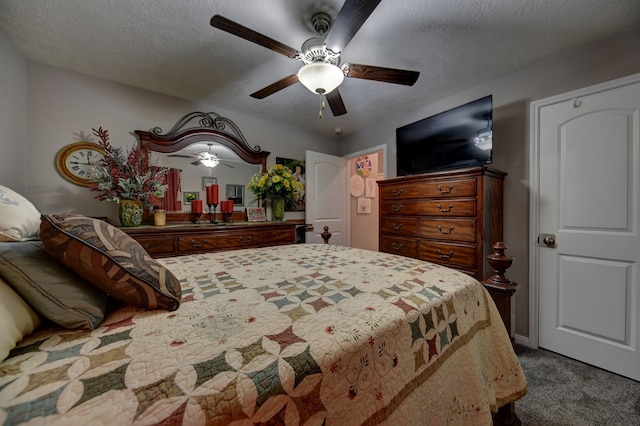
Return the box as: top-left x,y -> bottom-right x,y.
0,213 -> 527,425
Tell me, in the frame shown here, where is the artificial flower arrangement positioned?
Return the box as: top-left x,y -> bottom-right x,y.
89,127 -> 167,211
247,163 -> 302,201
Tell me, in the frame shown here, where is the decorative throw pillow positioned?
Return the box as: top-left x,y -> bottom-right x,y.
0,185 -> 41,242
0,277 -> 41,362
40,214 -> 181,311
0,241 -> 107,330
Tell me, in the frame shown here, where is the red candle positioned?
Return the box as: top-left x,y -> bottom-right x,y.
228,199 -> 234,212
191,199 -> 203,213
208,184 -> 219,205
221,200 -> 228,213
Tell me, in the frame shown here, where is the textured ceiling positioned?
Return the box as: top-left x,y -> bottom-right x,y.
1,0 -> 639,136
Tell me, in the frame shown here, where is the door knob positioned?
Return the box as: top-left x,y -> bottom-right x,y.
539,234 -> 556,248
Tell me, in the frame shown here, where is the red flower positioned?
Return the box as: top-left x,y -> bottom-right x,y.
89,127 -> 167,210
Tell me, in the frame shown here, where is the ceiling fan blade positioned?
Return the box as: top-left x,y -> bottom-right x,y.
220,162 -> 235,169
210,15 -> 299,59
191,160 -> 201,166
326,89 -> 347,116
168,154 -> 199,159
323,0 -> 382,53
250,75 -> 299,99
344,63 -> 419,86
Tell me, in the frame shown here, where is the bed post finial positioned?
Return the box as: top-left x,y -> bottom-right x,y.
482,241 -> 520,340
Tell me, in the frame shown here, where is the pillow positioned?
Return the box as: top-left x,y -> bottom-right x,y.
0,241 -> 107,330
40,214 -> 181,311
0,185 -> 41,242
0,277 -> 41,362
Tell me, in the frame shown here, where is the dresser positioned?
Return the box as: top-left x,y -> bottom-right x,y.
378,166 -> 506,280
122,222 -> 297,258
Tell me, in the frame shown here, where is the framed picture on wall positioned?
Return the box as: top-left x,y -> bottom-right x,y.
365,178 -> 377,198
183,191 -> 199,204
357,197 -> 372,214
202,176 -> 217,190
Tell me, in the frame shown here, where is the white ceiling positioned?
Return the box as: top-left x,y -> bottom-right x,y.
2,0 -> 639,136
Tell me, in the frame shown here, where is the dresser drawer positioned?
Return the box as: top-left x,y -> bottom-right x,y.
419,218 -> 477,242
418,241 -> 477,269
380,217 -> 418,236
380,236 -> 417,258
136,236 -> 176,256
379,178 -> 477,199
261,228 -> 295,245
178,231 -> 260,253
381,199 -> 476,216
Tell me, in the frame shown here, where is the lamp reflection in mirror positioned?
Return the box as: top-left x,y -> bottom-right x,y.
473,131 -> 493,151
199,152 -> 220,168
297,62 -> 344,95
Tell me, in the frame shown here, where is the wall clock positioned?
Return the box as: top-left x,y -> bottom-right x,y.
55,142 -> 105,187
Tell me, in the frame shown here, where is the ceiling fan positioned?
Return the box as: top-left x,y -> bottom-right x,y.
167,144 -> 235,168
210,0 -> 419,117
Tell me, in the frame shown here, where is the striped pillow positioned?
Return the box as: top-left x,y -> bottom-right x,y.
40,214 -> 181,311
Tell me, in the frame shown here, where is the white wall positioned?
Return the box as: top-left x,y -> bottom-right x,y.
0,31 -> 28,194
340,26 -> 640,338
25,62 -> 339,223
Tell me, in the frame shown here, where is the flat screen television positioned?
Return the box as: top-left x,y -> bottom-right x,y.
396,95 -> 493,176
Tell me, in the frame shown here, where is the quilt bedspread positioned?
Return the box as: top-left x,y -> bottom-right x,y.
0,243 -> 526,425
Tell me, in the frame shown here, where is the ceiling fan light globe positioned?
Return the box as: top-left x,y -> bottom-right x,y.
200,158 -> 219,168
199,151 -> 219,168
297,62 -> 344,95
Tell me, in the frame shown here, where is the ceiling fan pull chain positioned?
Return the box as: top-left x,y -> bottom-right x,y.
319,95 -> 326,119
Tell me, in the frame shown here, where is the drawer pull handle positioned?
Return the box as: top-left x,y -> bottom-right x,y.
392,189 -> 404,196
437,249 -> 455,259
437,204 -> 454,212
191,239 -> 207,248
392,243 -> 404,251
240,236 -> 252,244
437,185 -> 454,194
392,223 -> 404,230
392,204 -> 403,212
438,225 -> 454,234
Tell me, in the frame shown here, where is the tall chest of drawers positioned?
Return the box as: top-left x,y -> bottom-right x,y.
378,166 -> 506,280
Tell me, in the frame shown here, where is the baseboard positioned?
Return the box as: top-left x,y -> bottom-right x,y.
514,334 -> 531,347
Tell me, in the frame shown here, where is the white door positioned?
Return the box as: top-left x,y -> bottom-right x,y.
305,150 -> 348,245
533,74 -> 640,380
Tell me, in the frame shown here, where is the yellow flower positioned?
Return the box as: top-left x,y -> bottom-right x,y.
247,164 -> 301,201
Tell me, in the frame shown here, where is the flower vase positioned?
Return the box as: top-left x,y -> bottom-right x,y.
119,200 -> 144,227
271,198 -> 285,221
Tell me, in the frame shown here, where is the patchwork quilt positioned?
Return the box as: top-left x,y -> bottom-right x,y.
0,244 -> 527,425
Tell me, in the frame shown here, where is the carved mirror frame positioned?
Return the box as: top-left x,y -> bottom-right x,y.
135,111 -> 269,173
134,112 -> 269,223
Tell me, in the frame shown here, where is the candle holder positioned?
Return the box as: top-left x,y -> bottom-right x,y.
191,212 -> 202,224
222,211 -> 234,223
207,203 -> 219,224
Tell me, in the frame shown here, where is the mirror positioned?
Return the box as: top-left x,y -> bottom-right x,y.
135,112 -> 269,214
